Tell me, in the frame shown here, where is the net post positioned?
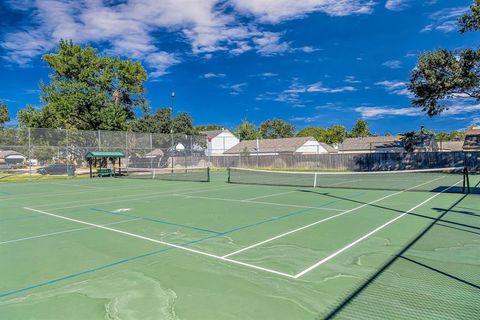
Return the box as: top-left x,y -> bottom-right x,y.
313,172 -> 318,188
207,167 -> 210,182
464,166 -> 470,194
227,167 -> 231,183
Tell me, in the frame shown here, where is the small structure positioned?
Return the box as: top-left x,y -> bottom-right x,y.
224,137 -> 335,155
202,129 -> 239,156
85,151 -> 126,178
463,127 -> 480,151
0,150 -> 26,166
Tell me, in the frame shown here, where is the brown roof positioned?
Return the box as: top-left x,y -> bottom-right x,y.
339,136 -> 403,152
200,130 -> 226,139
224,136 -> 323,154
463,129 -> 480,150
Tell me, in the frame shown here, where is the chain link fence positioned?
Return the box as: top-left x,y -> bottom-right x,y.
1,127 -> 479,181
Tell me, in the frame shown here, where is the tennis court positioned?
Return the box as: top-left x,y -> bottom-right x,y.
0,168 -> 479,319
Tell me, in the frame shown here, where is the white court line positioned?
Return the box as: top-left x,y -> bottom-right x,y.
0,218 -> 140,245
173,194 -> 344,212
23,207 -> 295,279
294,180 -> 462,278
39,184 -> 243,211
222,176 -> 446,259
243,190 -> 299,201
48,182 -> 104,190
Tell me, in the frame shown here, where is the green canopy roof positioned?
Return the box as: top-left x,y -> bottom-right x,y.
85,151 -> 126,158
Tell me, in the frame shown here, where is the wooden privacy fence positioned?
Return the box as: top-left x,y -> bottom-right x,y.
196,151 -> 480,171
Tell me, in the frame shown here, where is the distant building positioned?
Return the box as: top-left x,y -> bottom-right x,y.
338,136 -> 404,153
202,129 -> 239,156
224,137 -> 336,155
463,127 -> 480,151
438,141 -> 464,152
0,150 -> 26,166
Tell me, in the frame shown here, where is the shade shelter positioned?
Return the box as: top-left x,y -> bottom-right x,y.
85,151 -> 126,178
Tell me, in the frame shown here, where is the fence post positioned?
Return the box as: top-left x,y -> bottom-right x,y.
98,130 -> 101,150
66,128 -> 70,178
28,127 -> 32,179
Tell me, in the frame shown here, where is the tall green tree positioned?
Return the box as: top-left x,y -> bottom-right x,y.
130,108 -> 194,135
195,125 -> 224,132
350,119 -> 371,137
324,125 -> 347,145
173,112 -> 194,135
18,40 -> 148,130
237,120 -> 259,141
409,1 -> 480,116
0,101 -> 10,127
259,119 -> 295,139
296,127 -> 327,142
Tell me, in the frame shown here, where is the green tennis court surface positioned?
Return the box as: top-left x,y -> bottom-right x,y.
0,170 -> 479,319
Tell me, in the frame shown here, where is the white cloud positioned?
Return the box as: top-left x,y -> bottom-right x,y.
202,73 -> 226,78
375,80 -> 411,96
344,76 -> 361,84
305,82 -> 356,93
421,7 -> 469,33
355,106 -> 421,118
230,0 -> 376,23
382,60 -> 402,69
356,103 -> 480,119
290,115 -> 322,123
385,0 -> 410,12
221,82 -> 248,95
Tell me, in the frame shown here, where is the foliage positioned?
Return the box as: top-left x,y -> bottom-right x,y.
130,108 -> 172,133
296,127 -> 327,142
409,2 -> 480,116
323,125 -> 347,145
409,48 -> 480,116
401,131 -> 419,152
237,120 -> 259,141
435,130 -> 466,141
350,119 -> 371,137
195,125 -> 224,132
459,0 -> 480,33
0,101 -> 10,127
259,119 -> 295,139
18,40 -> 147,130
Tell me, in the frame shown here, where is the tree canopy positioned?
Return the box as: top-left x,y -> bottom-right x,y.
259,119 -> 295,139
0,101 -> 9,127
350,119 -> 371,137
409,1 -> 480,116
237,120 -> 259,141
18,40 -> 147,130
297,127 -> 327,142
130,108 -> 194,135
296,125 -> 347,144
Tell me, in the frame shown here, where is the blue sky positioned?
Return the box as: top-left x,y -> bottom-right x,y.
1,0 -> 479,134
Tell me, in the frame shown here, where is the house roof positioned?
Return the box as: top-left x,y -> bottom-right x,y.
85,151 -> 126,158
439,141 -> 464,151
463,128 -> 480,150
339,136 -> 403,151
200,129 -> 225,139
0,150 -> 25,159
224,136 -> 319,154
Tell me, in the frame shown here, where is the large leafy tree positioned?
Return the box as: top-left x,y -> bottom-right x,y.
18,40 -> 148,130
259,119 -> 295,139
0,101 -> 10,127
130,108 -> 194,135
350,119 -> 371,137
237,120 -> 259,141
324,125 -> 347,145
409,1 -> 480,116
296,127 -> 327,142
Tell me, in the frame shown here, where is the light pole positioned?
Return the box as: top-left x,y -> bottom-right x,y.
170,91 -> 176,172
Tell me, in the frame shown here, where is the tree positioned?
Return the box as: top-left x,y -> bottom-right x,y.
195,125 -> 223,132
401,131 -> 419,152
350,119 -> 371,137
130,108 -> 194,135
296,127 -> 327,142
173,112 -> 194,135
259,119 -> 295,139
324,125 -> 347,145
237,120 -> 259,141
409,1 -> 480,116
18,40 -> 148,130
459,0 -> 480,33
0,101 -> 10,127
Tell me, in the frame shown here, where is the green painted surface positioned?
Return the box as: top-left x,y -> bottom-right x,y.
0,171 -> 479,319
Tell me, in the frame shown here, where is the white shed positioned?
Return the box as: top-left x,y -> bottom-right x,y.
202,129 -> 239,156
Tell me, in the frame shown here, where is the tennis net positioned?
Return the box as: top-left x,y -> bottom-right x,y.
120,167 -> 210,182
227,167 -> 470,193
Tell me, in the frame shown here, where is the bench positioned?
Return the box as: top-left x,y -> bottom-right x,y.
96,169 -> 113,177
